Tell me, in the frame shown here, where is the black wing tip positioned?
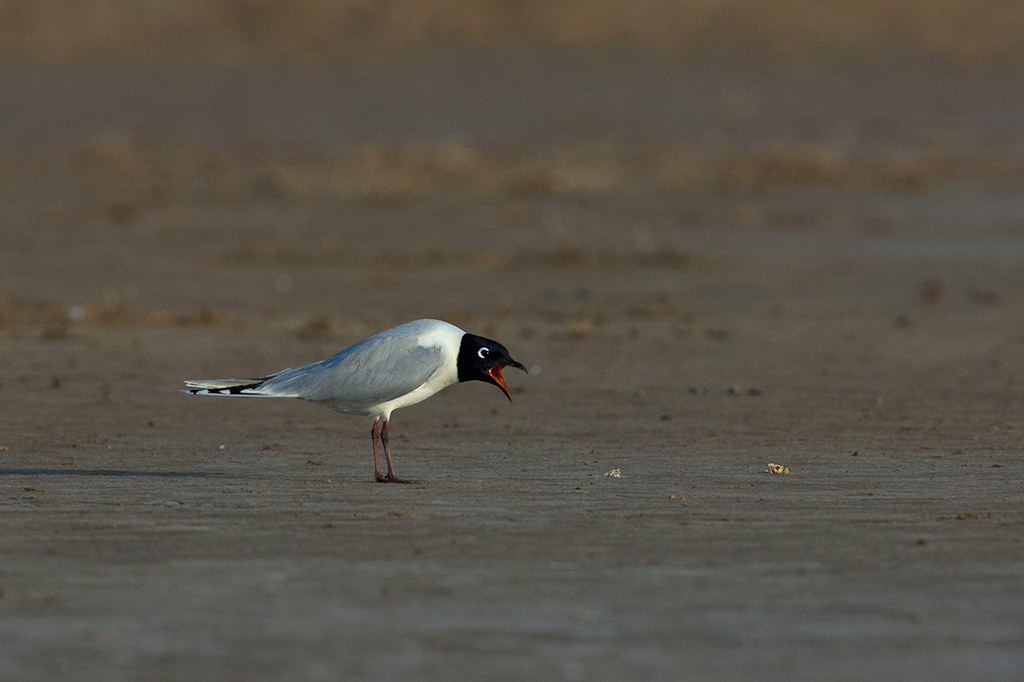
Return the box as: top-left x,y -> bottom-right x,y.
223,381 -> 264,394
183,380 -> 265,395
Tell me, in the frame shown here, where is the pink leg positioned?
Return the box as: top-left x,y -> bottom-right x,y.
372,418 -> 387,482
381,418 -> 412,483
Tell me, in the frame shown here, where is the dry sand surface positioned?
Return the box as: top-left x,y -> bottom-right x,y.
2,15 -> 1024,681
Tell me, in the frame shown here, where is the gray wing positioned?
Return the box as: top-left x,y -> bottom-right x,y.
257,333 -> 445,405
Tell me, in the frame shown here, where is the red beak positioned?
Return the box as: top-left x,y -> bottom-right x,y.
487,364 -> 512,402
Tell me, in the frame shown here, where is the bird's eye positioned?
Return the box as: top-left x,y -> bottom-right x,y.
478,347 -> 490,359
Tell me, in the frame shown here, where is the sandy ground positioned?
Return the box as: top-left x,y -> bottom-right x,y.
1,53 -> 1024,680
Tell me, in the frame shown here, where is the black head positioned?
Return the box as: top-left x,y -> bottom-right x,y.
456,333 -> 528,402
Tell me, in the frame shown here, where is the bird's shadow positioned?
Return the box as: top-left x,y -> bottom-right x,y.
0,468 -> 222,478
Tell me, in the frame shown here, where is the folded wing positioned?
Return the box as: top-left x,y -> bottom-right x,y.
258,335 -> 446,405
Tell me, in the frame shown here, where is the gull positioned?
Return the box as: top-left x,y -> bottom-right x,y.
184,319 -> 526,483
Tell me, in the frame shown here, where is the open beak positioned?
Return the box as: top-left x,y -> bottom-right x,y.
487,364 -> 513,402
487,360 -> 527,403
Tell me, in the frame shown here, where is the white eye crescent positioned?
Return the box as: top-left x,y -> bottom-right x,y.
478,347 -> 490,359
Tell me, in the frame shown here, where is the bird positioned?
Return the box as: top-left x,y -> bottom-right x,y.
183,319 -> 527,483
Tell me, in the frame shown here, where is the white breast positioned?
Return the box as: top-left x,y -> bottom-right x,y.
367,322 -> 463,419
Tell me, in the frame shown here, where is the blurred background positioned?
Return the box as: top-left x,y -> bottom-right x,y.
5,5 -> 1024,679
3,0 -> 1024,336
